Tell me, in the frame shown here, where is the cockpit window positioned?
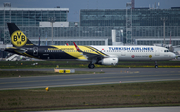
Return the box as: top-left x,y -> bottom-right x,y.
164,50 -> 169,52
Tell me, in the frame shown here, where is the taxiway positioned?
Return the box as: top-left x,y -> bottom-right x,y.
0,68 -> 180,90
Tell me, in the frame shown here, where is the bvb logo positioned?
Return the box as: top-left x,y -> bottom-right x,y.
11,30 -> 27,47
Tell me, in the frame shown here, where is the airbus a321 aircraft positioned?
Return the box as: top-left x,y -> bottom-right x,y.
5,23 -> 176,69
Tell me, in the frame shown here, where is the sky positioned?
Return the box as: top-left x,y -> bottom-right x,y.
0,0 -> 180,22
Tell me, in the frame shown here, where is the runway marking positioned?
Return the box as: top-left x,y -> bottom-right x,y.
0,73 -> 180,85
1,78 -> 180,90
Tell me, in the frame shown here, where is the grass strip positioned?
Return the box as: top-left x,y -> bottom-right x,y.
0,60 -> 179,69
0,80 -> 180,111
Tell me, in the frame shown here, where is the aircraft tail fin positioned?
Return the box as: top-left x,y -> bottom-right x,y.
73,42 -> 82,52
7,23 -> 35,47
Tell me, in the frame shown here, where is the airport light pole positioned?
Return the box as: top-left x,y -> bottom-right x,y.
126,2 -> 132,44
120,29 -> 123,44
161,17 -> 168,46
49,17 -> 56,45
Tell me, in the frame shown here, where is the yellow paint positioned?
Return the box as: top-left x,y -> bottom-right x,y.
11,30 -> 27,47
78,56 -> 87,60
7,47 -> 16,49
45,87 -> 49,91
85,46 -> 107,56
65,70 -> 71,73
14,50 -> 37,59
23,53 -> 37,59
52,45 -> 107,60
59,70 -> 64,73
52,46 -> 82,58
149,55 -> 152,58
48,48 -> 59,50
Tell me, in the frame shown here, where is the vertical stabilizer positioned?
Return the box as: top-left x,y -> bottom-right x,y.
7,23 -> 35,47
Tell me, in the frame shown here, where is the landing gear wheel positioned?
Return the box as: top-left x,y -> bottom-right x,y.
88,64 -> 95,69
155,61 -> 158,69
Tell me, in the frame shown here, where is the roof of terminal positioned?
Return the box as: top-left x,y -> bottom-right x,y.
0,8 -> 69,11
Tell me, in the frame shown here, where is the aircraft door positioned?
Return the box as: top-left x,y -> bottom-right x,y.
155,48 -> 160,56
33,47 -> 38,56
121,51 -> 126,56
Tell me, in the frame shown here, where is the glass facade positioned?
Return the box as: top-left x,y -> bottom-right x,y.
0,8 -> 68,26
0,6 -> 180,46
80,9 -> 126,26
80,8 -> 180,45
136,39 -> 180,46
80,9 -> 180,26
31,39 -> 107,46
0,8 -> 69,44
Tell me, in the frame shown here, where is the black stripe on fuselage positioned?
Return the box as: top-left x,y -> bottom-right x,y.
6,46 -> 77,60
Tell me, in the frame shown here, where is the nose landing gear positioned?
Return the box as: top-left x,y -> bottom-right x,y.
155,61 -> 158,68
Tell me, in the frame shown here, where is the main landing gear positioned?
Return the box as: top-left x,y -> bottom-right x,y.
155,61 -> 158,68
88,63 -> 95,69
88,59 -> 96,69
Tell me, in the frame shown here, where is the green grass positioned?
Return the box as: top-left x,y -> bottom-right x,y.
0,80 -> 180,111
0,60 -> 180,69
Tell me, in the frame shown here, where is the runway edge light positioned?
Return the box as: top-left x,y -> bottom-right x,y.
45,87 -> 49,91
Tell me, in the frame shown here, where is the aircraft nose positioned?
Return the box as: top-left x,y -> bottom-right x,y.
172,53 -> 176,59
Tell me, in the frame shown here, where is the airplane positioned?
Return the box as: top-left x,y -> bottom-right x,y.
5,23 -> 176,69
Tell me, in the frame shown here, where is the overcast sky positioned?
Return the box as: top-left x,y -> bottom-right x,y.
0,0 -> 179,22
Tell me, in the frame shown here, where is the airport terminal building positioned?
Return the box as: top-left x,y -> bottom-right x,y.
80,8 -> 180,45
0,3 -> 108,46
0,3 -> 180,47
0,3 -> 69,45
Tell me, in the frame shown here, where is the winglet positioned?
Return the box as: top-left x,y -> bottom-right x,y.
66,43 -> 69,46
73,42 -> 81,52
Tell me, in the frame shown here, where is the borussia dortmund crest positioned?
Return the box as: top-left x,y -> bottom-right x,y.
11,30 -> 27,47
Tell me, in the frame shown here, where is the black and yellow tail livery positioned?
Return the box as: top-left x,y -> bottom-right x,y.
7,23 -> 35,47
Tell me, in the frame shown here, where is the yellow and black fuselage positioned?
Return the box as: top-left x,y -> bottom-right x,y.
5,45 -> 106,61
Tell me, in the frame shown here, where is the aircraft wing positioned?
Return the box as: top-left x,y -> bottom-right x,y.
73,42 -> 108,61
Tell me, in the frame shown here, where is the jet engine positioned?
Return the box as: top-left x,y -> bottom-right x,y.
97,58 -> 118,65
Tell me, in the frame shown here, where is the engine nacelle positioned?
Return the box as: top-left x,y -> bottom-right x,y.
97,58 -> 118,65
